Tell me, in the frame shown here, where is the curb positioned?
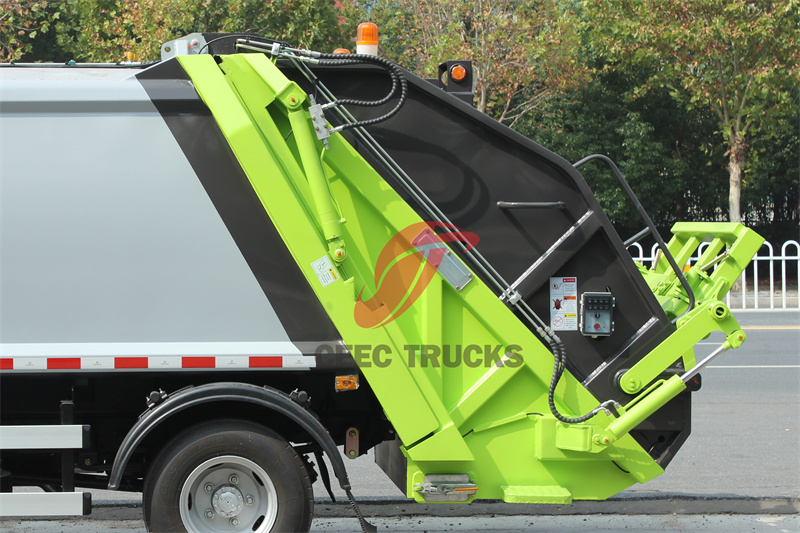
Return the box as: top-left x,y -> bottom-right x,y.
82,495 -> 800,521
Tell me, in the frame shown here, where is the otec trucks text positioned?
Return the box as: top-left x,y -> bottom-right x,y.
0,34 -> 763,533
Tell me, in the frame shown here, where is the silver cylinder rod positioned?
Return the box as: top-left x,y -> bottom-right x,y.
681,343 -> 729,383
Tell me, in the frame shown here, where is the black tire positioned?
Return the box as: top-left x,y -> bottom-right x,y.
142,419 -> 313,533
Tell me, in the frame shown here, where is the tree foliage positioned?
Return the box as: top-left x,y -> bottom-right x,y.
520,64 -> 728,230
741,97 -> 800,241
0,0 -> 50,60
355,0 -> 589,124
586,0 -> 800,223
3,0 -> 353,62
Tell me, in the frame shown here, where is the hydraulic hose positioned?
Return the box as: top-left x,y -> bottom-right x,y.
310,52 -> 408,131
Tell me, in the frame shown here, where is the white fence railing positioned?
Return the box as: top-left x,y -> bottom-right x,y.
627,240 -> 800,310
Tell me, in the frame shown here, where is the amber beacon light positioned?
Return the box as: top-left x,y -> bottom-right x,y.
356,22 -> 379,55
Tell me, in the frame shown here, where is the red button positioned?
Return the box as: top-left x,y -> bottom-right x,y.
594,323 -> 600,330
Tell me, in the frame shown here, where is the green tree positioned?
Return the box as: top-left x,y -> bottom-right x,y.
742,98 -> 800,240
0,0 -> 51,60
4,0 -> 352,62
51,0 -> 193,61
586,0 -> 800,223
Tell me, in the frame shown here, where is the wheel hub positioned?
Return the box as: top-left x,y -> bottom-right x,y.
212,485 -> 244,517
180,455 -> 279,532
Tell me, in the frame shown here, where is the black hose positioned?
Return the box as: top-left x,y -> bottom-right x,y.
312,52 -> 408,131
316,58 -> 399,108
542,329 -> 606,424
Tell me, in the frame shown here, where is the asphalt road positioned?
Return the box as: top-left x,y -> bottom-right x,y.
2,514 -> 798,533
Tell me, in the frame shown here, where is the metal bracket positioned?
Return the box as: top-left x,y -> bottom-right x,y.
413,474 -> 477,502
345,427 -> 359,459
500,287 -> 522,305
412,228 -> 474,291
308,97 -> 331,149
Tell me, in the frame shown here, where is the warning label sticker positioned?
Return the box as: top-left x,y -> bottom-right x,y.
311,255 -> 340,288
550,277 -> 577,331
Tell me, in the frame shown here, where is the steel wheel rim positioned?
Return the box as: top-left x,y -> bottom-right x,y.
180,455 -> 278,533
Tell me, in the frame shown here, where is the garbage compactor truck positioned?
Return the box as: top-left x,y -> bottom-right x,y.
0,33 -> 763,532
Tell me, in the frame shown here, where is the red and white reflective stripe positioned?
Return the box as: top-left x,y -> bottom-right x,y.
0,355 -> 314,371
0,342 -> 315,371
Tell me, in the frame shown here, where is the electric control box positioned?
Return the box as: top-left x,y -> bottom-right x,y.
580,292 -> 615,337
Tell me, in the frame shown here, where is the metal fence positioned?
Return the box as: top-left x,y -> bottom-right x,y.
627,239 -> 800,310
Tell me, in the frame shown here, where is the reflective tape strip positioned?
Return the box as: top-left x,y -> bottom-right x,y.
250,356 -> 282,368
13,358 -> 46,370
0,342 -> 316,371
115,357 -> 148,369
216,356 -> 250,369
149,356 -> 182,369
1,341 -> 303,357
282,355 -> 317,369
0,355 -> 316,371
48,358 -> 81,370
182,356 -> 215,369
85,357 -> 115,370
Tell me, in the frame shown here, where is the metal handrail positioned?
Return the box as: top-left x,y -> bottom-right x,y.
574,154 -> 695,319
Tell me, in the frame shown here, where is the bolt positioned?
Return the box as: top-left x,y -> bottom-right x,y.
348,430 -> 356,438
230,517 -> 240,527
625,377 -> 640,391
593,434 -> 612,445
245,495 -> 254,506
83,458 -> 92,466
205,483 -> 214,493
229,474 -> 239,484
348,450 -> 356,458
205,509 -> 214,519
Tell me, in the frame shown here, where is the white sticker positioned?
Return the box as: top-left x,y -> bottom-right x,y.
311,255 -> 340,288
550,277 -> 578,331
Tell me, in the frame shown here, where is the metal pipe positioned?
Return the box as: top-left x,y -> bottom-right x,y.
698,251 -> 729,272
497,201 -> 565,209
623,227 -> 651,247
0,62 -> 151,68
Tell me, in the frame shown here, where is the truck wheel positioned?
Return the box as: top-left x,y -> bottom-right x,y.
143,419 -> 313,533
